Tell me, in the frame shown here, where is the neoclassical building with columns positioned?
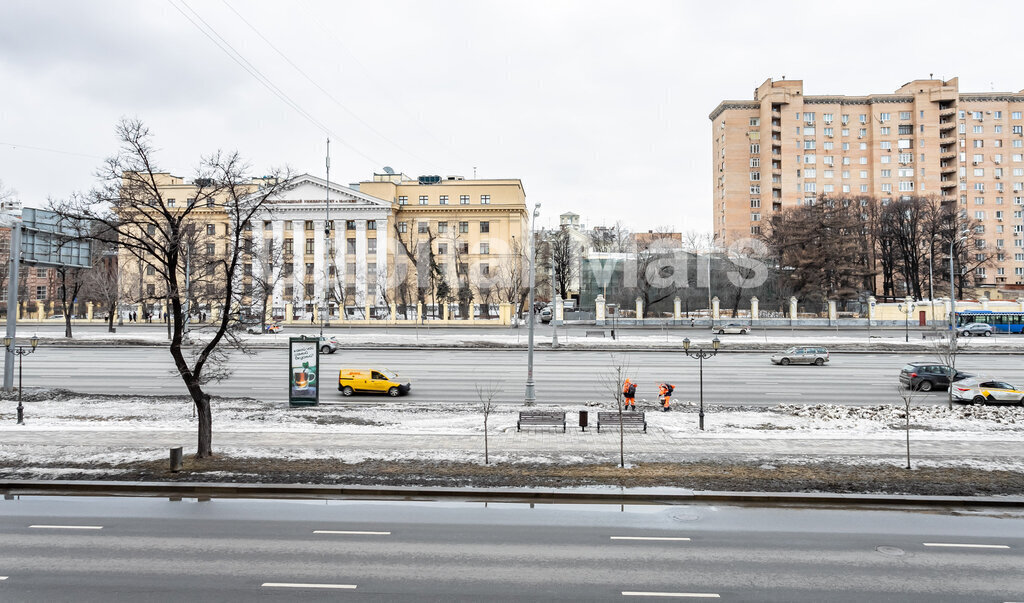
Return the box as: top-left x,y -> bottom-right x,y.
249,174 -> 394,319
129,170 -> 528,321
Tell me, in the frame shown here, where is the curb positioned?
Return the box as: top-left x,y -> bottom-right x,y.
3,479 -> 1023,507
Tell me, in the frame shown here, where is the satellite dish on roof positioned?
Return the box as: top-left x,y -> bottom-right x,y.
383,166 -> 395,174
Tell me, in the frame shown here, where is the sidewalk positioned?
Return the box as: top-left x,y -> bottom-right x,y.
3,427 -> 1023,469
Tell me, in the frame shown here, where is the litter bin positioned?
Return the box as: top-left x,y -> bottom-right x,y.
579,410 -> 588,431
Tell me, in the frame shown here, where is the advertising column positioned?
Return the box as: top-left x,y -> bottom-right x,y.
289,336 -> 320,406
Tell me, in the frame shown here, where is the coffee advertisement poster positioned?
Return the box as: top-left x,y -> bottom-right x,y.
288,337 -> 320,406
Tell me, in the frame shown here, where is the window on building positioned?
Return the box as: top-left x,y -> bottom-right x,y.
368,238 -> 377,254
459,221 -> 469,233
480,242 -> 490,254
750,198 -> 761,208
749,117 -> 760,126
348,237 -> 357,253
206,198 -> 215,208
304,220 -> 313,231
460,195 -> 470,205
146,284 -> 155,296
305,240 -> 314,254
367,220 -> 376,230
750,171 -> 760,181
880,127 -> 890,135
439,195 -> 448,205
206,243 -> 215,255
398,196 -> 408,205
750,143 -> 760,153
438,221 -> 448,233
480,195 -> 491,204
458,241 -> 469,254
417,222 -> 428,234
167,198 -> 176,207
479,221 -> 490,233
283,239 -> 293,254
419,195 -> 428,205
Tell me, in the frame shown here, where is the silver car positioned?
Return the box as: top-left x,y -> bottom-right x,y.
771,346 -> 830,366
951,377 -> 1024,404
318,336 -> 339,354
958,322 -> 993,337
714,323 -> 749,335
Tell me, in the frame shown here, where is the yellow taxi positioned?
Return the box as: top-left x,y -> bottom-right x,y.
952,378 -> 1024,405
338,368 -> 411,397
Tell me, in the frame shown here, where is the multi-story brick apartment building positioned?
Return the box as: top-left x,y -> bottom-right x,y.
710,77 -> 1024,289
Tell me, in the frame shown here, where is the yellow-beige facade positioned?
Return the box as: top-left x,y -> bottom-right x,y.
710,77 -> 1024,289
127,171 -> 527,320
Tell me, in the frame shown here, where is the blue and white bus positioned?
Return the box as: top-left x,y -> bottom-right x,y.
954,311 -> 1024,334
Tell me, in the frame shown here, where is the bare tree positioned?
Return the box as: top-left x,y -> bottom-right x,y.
52,119 -> 290,458
895,384 -> 924,470
932,332 -> 968,410
475,380 -> 501,464
495,237 -> 530,317
249,235 -> 290,331
598,353 -> 632,468
48,264 -> 84,337
81,238 -> 121,332
590,221 -> 631,253
549,228 -> 579,300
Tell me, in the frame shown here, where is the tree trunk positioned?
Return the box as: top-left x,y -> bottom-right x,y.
195,391 -> 213,458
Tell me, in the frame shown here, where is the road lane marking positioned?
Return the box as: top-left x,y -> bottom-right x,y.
622,592 -> 719,598
29,525 -> 103,530
923,542 -> 1010,549
610,536 -> 691,542
313,530 -> 391,535
0,576 -> 7,580
262,582 -> 356,590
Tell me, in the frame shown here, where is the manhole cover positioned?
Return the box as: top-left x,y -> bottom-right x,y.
876,546 -> 906,557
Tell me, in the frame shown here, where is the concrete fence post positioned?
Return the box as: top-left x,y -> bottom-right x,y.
595,294 -> 606,325
789,296 -> 798,324
711,296 -> 720,321
673,297 -> 681,321
750,296 -> 759,322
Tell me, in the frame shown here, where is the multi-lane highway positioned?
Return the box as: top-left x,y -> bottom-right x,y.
23,345 -> 1024,405
0,495 -> 1021,601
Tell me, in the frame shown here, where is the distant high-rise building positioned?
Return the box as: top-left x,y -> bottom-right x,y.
710,77 -> 1024,288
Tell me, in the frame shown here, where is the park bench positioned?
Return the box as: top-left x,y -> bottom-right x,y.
517,410 -> 566,432
597,411 -> 647,433
585,330 -> 607,338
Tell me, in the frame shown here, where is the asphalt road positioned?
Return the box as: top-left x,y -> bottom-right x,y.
0,495 -> 1020,601
22,346 -> 1024,405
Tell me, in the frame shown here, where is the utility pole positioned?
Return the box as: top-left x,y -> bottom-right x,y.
3,220 -> 22,392
322,137 -> 330,336
524,203 -> 540,405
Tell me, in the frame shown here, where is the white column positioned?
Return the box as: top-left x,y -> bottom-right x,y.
335,224 -> 346,318
251,232 -> 265,316
375,218 -> 388,307
355,219 -> 368,307
292,220 -> 305,315
595,294 -> 606,324
313,219 -> 325,317
272,220 -> 285,311
750,296 -> 759,322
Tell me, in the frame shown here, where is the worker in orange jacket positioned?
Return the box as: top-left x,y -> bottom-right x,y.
658,382 -> 674,411
622,378 -> 637,411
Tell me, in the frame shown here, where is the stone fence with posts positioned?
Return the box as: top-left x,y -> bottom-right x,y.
11,295 -> 1024,329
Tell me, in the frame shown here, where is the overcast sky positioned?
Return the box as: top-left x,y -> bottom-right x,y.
3,0 -> 1024,232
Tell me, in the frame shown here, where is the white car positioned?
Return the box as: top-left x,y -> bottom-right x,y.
714,323 -> 748,335
951,378 -> 1024,405
318,336 -> 339,354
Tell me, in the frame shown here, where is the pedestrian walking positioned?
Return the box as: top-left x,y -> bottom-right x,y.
622,378 -> 636,411
310,313 -> 315,324
690,317 -> 695,328
658,382 -> 674,412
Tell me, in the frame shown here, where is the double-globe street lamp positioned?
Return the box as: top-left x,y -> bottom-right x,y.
897,296 -> 915,343
4,335 -> 39,424
524,202 -> 541,405
682,336 -> 720,431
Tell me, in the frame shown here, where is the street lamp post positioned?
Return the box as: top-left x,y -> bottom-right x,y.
4,335 -> 39,424
897,296 -> 915,343
524,203 -> 541,405
682,336 -> 720,431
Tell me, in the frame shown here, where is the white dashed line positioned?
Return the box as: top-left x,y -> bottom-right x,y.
622,592 -> 720,598
0,576 -> 7,580
610,536 -> 691,542
313,530 -> 391,535
29,525 -> 103,530
923,542 -> 1010,549
262,582 -> 356,590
